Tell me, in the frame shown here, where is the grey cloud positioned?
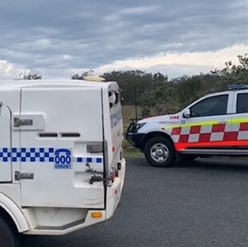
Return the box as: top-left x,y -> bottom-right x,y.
0,0 -> 247,79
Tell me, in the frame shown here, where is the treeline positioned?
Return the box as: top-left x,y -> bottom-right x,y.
101,54 -> 248,117
20,54 -> 248,118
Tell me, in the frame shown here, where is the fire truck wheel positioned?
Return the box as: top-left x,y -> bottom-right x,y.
144,137 -> 176,167
0,217 -> 20,247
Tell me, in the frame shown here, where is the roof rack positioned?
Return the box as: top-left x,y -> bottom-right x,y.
227,84 -> 248,90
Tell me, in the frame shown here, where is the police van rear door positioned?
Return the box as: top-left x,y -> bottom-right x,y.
18,86 -> 105,208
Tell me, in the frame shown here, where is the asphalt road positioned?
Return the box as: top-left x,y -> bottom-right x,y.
21,157 -> 248,247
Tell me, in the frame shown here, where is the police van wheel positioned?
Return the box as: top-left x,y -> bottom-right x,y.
144,137 -> 176,167
0,217 -> 20,247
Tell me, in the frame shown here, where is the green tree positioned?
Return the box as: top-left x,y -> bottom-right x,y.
71,69 -> 94,80
19,70 -> 42,80
212,54 -> 248,85
101,70 -> 168,105
139,54 -> 248,116
139,82 -> 178,116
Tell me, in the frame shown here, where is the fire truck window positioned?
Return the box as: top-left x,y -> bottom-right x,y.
190,95 -> 228,117
237,93 -> 248,113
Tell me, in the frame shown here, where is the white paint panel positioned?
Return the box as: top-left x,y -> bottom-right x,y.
188,134 -> 200,142
20,87 -> 105,208
0,106 -> 11,181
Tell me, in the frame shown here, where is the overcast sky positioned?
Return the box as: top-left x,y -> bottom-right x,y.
0,0 -> 247,80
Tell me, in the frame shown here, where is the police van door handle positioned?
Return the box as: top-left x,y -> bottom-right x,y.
15,171 -> 34,180
14,117 -> 33,127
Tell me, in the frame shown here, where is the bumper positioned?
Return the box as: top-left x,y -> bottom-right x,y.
23,159 -> 126,236
126,132 -> 145,149
105,158 -> 126,219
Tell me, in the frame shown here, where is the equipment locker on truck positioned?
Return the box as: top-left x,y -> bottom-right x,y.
0,79 -> 126,247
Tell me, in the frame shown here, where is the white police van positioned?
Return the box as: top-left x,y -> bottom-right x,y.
126,84 -> 248,167
0,79 -> 126,246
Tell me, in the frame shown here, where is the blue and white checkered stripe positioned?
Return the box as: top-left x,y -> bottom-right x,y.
0,148 -> 103,164
0,148 -> 54,162
76,157 -> 103,163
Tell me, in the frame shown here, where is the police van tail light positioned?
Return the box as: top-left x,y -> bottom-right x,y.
110,167 -> 116,183
91,211 -> 103,219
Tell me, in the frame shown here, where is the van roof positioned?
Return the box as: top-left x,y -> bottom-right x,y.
0,79 -> 116,90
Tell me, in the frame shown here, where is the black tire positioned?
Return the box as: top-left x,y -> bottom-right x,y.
0,216 -> 20,247
178,154 -> 198,162
144,137 -> 176,167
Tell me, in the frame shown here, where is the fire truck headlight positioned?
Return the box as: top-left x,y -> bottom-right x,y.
135,122 -> 146,132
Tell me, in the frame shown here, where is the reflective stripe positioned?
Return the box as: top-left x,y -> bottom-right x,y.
175,140 -> 248,150
232,118 -> 248,124
169,120 -> 248,150
76,157 -> 103,163
164,118 -> 248,130
0,147 -> 103,164
165,120 -> 231,129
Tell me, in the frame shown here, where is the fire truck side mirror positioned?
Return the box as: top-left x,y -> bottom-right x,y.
182,109 -> 191,119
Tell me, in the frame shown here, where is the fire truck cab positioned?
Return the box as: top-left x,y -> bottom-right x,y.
126,85 -> 248,167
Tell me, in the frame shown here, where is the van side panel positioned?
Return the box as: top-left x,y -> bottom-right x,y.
0,89 -> 20,183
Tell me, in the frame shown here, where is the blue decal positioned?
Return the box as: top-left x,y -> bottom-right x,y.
0,147 -> 102,166
96,158 -> 102,163
54,149 -> 72,169
77,157 -> 83,162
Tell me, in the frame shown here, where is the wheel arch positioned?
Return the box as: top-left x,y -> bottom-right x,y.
141,131 -> 175,151
0,193 -> 29,233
